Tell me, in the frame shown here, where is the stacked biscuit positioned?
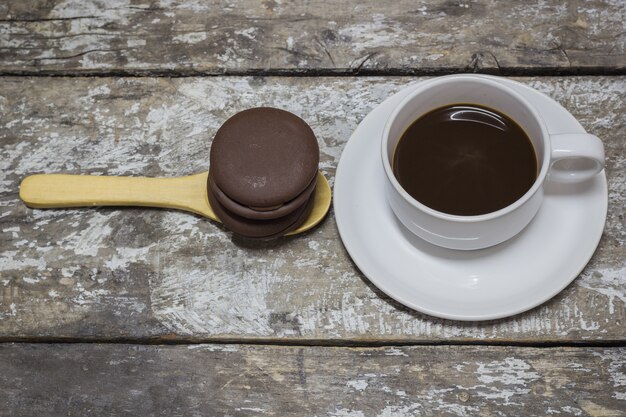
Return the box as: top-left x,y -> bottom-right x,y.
208,107 -> 320,239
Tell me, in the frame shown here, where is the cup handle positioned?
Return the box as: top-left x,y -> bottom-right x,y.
548,133 -> 605,183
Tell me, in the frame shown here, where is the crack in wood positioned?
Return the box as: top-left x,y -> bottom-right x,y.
353,52 -> 377,74
314,36 -> 336,67
35,48 -> 124,62
0,15 -> 99,22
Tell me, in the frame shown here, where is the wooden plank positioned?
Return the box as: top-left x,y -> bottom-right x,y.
0,0 -> 624,75
1,343 -> 625,416
0,76 -> 624,342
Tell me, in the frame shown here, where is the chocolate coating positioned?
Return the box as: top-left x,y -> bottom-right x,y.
209,107 -> 319,208
208,173 -> 317,220
208,183 -> 315,239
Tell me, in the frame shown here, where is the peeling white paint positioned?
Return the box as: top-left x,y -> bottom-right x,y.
127,39 -> 147,47
236,407 -> 265,413
50,0 -> 130,19
592,350 -> 626,400
384,348 -> 408,357
61,266 -> 80,278
88,85 -> 111,97
173,32 -> 208,44
329,410 -> 366,417
347,379 -> 368,391
0,251 -> 46,272
105,246 -> 153,270
61,213 -> 113,257
376,404 -> 423,417
475,357 -> 540,404
560,406 -> 583,416
578,264 -> 626,315
186,344 -> 239,352
234,27 -> 257,40
477,357 -> 540,385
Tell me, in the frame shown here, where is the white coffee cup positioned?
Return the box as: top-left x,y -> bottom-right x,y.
381,74 -> 605,250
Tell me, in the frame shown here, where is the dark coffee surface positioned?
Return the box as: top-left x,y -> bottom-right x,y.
393,104 -> 537,216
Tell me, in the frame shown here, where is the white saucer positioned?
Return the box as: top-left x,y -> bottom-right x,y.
334,75 -> 608,321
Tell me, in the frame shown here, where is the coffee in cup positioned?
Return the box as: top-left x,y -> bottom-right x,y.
392,103 -> 537,216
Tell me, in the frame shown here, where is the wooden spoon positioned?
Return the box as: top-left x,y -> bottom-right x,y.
19,171 -> 331,236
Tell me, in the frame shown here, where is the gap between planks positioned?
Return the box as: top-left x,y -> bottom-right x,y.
2,337 -> 626,348
0,67 -> 625,78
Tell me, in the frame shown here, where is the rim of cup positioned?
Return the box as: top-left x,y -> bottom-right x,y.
381,74 -> 552,223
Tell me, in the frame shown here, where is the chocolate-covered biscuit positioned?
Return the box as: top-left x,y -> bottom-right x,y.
208,184 -> 315,239
209,107 -> 319,208
208,173 -> 317,221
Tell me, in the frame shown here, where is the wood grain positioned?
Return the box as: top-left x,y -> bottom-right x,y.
0,0 -> 624,75
1,343 -> 625,416
0,76 -> 624,342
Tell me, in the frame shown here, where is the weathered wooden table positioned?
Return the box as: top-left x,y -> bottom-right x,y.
1,1 -> 625,415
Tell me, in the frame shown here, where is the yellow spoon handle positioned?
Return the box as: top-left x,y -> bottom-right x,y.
19,172 -> 217,220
